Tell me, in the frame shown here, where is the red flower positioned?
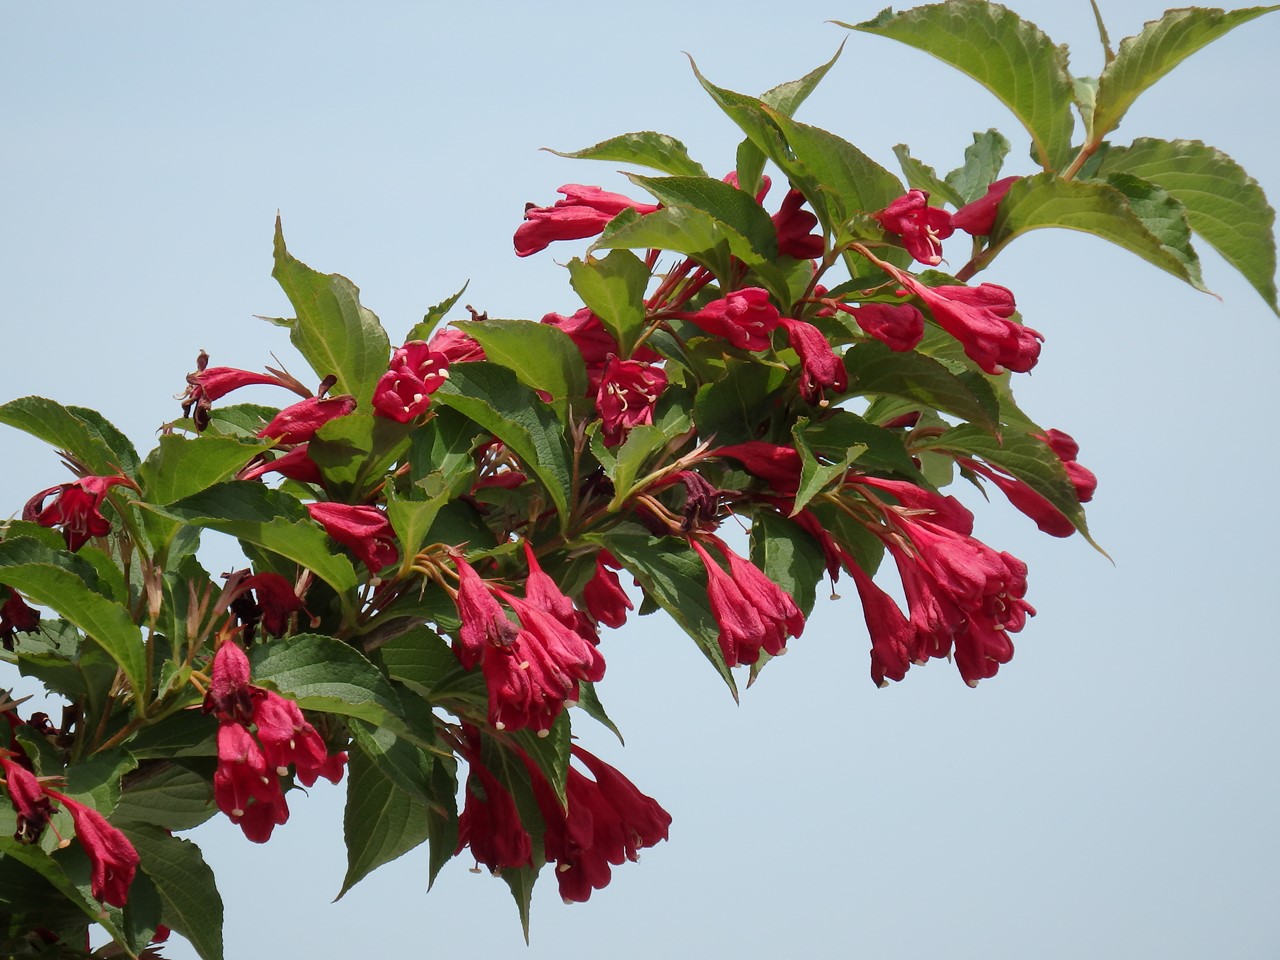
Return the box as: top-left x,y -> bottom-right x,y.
203,640 -> 256,724
307,502 -> 399,573
515,184 -> 659,257
453,557 -> 519,671
713,442 -> 802,496
952,176 -> 1019,236
848,564 -> 918,687
258,395 -> 357,445
372,342 -> 451,423
691,537 -> 803,667
958,458 -> 1076,538
582,551 -> 633,629
238,572 -> 303,639
42,790 -> 139,908
239,445 -> 324,485
428,326 -> 486,363
542,309 -> 660,370
1035,428 -> 1097,503
675,288 -> 780,351
213,721 -> 289,843
779,317 -> 847,403
899,277 -> 1043,375
772,188 -> 824,260
1,753 -> 53,843
834,301 -> 925,352
252,691 -> 347,787
23,475 -> 131,551
456,761 -> 532,875
596,357 -> 667,445
0,591 -> 41,651
875,189 -> 954,265
180,351 -> 311,431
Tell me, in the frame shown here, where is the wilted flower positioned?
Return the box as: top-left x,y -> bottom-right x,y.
772,188 -> 824,260
23,475 -> 132,551
180,351 -> 310,431
1,753 -> 52,843
0,591 -> 40,651
515,184 -> 659,257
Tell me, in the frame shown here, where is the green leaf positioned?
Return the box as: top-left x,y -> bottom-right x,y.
1104,172 -> 1205,291
405,281 -> 469,342
791,418 -> 862,515
349,719 -> 440,807
139,434 -> 266,506
338,740 -> 431,898
749,509 -> 826,618
945,129 -> 1012,204
986,172 -> 1207,291
594,206 -> 733,280
575,680 -> 623,745
599,532 -> 737,700
892,144 -> 965,208
0,539 -> 146,696
626,174 -> 779,262
800,408 -> 926,484
63,750 -> 137,814
271,216 -> 392,406
502,864 -> 539,944
567,251 -> 652,357
841,3 -> 1075,171
67,406 -> 142,479
165,482 -> 359,595
308,413 -> 412,500
844,341 -> 1000,431
433,363 -> 573,527
1098,138 -> 1278,312
120,825 -> 224,960
1091,5 -> 1279,140
0,396 -> 136,477
377,626 -> 488,711
547,131 -> 707,178
460,318 -> 589,406
408,405 -> 483,499
426,757 -> 459,889
0,837 -> 132,941
113,763 -> 217,831
692,358 -> 787,448
510,711 -> 571,809
126,710 -> 218,759
607,423 -> 685,509
689,58 -> 793,194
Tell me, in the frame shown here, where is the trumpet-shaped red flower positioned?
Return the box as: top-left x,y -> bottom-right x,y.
772,188 -> 824,260
779,317 -> 847,403
582,550 -> 633,629
453,556 -> 520,671
428,326 -> 486,363
848,562 -> 918,687
958,458 -> 1076,538
258,395 -> 357,444
307,502 -> 399,573
515,184 -> 659,257
203,640 -> 256,724
834,301 -> 925,352
373,341 -> 451,422
42,790 -> 139,908
899,276 -> 1043,375
691,537 -> 804,667
239,444 -> 324,486
180,351 -> 311,431
23,475 -> 131,551
456,761 -> 533,875
542,308 -> 661,370
676,288 -> 780,351
252,691 -> 347,787
1,753 -> 52,843
596,357 -> 667,445
875,189 -> 955,265
952,176 -> 1019,236
213,721 -> 289,843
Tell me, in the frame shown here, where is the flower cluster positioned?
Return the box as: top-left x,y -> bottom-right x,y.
202,642 -> 347,842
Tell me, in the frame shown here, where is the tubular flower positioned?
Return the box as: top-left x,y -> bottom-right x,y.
691,537 -> 804,667
529,746 -> 672,904
772,188 -> 824,260
958,458 -> 1077,538
675,288 -> 781,351
428,326 -> 486,363
582,550 -> 633,629
833,301 -> 925,352
515,184 -> 659,257
779,317 -> 847,403
0,591 -> 41,651
874,189 -> 955,265
898,276 -> 1043,375
1,754 -> 53,844
203,640 -> 256,724
306,502 -> 399,573
372,341 -> 451,423
848,562 -> 918,687
542,308 -> 661,370
213,721 -> 289,843
456,761 -> 532,875
180,351 -> 310,431
23,475 -> 132,551
239,444 -> 325,485
1036,428 -> 1097,503
453,556 -> 519,671
41,791 -> 139,908
252,691 -> 347,787
596,357 -> 667,446
952,176 -> 1020,236
258,395 -> 357,445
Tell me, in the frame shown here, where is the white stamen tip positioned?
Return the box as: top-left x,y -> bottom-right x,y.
495,721 -> 506,731
276,765 -> 289,776
537,728 -> 550,739
232,808 -> 245,817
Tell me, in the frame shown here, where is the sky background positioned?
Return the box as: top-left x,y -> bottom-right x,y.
3,1 -> 1279,957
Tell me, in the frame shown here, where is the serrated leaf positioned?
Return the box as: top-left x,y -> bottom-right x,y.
626,174 -> 780,262
841,3 -> 1075,171
575,680 -> 623,745
0,539 -> 146,696
593,206 -> 733,280
892,144 -> 965,208
460,318 -> 588,406
1091,5 -> 1279,140
986,172 -> 1207,291
433,363 -> 573,527
271,217 -> 392,407
63,750 -> 136,814
338,740 -> 431,898
1104,172 -> 1205,290
547,131 -> 707,178
113,763 -> 217,831
567,251 -> 652,357
139,434 -> 266,506
749,509 -> 826,618
1098,137 -> 1278,312
791,418 -> 862,514
844,341 -> 1000,431
308,412 -> 411,500
405,281 -> 470,342
0,396 -> 136,477
607,424 -> 680,509
945,129 -> 1012,203
0,837 -> 132,942
120,825 -> 224,960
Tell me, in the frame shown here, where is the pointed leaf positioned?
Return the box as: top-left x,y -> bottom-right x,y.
749,509 -> 826,618
406,281 -> 470,342
626,174 -> 779,262
567,251 -> 652,357
844,341 -> 1000,431
841,3 -> 1075,171
0,397 -> 136,477
460,318 -> 588,405
338,740 -> 431,898
139,434 -> 266,505
575,681 -> 623,746
945,128 -> 1012,203
1092,5 -> 1279,140
120,825 -> 224,960
113,763 -> 217,831
892,144 -> 966,209
547,131 -> 707,178
593,206 -> 733,280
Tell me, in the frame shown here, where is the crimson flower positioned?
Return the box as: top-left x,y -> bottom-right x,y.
772,188 -> 824,259
958,457 -> 1076,538
834,301 -> 925,352
596,357 -> 667,446
952,176 -> 1020,236
1,753 -> 52,843
252,691 -> 347,787
237,572 -> 303,639
849,562 -> 918,687
203,640 -> 256,724
428,326 -> 486,363
713,442 -> 802,496
1036,428 -> 1097,503
23,475 -> 132,551
239,445 -> 324,485
582,550 -> 633,629
898,276 -> 1043,375
515,184 -> 659,257
258,395 -> 357,445
691,537 -> 804,667
675,288 -> 780,351
307,502 -> 399,573
453,556 -> 519,671
779,317 -> 847,403
42,790 -> 139,908
0,591 -> 40,652
213,721 -> 289,843
456,761 -> 532,875
542,308 -> 661,370
180,351 -> 311,431
875,189 -> 955,265
372,342 -> 451,423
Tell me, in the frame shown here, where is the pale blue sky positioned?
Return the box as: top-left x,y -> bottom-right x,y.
3,2 -> 1279,957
